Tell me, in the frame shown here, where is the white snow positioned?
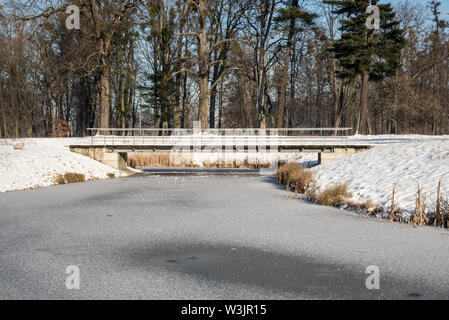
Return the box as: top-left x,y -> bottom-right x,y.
312,137 -> 449,215
0,138 -> 128,193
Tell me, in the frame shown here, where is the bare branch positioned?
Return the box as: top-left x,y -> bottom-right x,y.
209,67 -> 239,93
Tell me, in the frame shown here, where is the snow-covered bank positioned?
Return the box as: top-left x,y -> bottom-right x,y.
0,138 -> 128,193
312,139 -> 449,215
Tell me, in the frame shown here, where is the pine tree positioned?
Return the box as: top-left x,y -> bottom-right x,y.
324,0 -> 405,134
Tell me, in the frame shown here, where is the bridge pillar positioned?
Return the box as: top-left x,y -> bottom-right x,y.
102,151 -> 128,170
318,147 -> 364,164
70,146 -> 128,170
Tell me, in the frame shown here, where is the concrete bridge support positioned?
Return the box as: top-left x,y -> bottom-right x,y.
318,147 -> 366,164
70,146 -> 128,170
69,144 -> 371,170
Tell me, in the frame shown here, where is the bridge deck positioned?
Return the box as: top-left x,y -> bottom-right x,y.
70,136 -> 372,152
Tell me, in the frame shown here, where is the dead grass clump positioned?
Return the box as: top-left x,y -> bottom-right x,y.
305,181 -> 319,202
432,180 -> 449,228
54,172 -> 86,184
317,183 -> 351,207
388,183 -> 404,222
439,196 -> 449,228
360,199 -> 374,211
276,163 -> 315,199
276,163 -> 300,185
344,200 -> 362,212
63,173 -> 86,184
412,183 -> 429,226
288,168 -> 315,198
107,173 -> 115,179
55,174 -> 65,185
344,199 -> 383,216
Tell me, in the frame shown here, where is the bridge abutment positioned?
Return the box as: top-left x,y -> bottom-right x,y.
70,146 -> 128,170
318,147 -> 367,164
69,140 -> 371,170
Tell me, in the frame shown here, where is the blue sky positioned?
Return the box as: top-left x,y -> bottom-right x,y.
386,0 -> 449,19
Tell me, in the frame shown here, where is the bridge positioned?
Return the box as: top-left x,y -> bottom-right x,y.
69,128 -> 372,170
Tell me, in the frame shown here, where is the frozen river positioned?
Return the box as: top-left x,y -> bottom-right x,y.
1,174 -> 448,299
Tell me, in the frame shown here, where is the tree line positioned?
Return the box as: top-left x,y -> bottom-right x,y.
0,0 -> 447,137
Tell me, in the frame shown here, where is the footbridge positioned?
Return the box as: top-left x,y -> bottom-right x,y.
70,128 -> 372,170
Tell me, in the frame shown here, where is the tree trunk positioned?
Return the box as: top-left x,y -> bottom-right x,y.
277,0 -> 297,128
209,53 -> 219,128
277,45 -> 290,128
197,0 -> 209,129
359,70 -> 369,135
99,68 -> 110,131
174,17 -> 184,129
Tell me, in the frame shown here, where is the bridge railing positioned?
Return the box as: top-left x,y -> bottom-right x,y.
86,128 -> 353,147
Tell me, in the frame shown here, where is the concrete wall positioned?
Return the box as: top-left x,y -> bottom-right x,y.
70,147 -> 128,170
318,147 -> 367,164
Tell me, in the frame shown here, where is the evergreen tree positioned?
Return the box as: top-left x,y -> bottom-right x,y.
324,0 -> 405,134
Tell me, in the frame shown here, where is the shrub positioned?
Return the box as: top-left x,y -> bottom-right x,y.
63,173 -> 86,183
107,172 -> 115,179
317,183 -> 351,207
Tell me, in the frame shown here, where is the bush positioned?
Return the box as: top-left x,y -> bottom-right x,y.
107,172 -> 115,179
317,183 -> 351,207
63,173 -> 86,184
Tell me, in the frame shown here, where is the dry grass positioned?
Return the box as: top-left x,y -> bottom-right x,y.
432,180 -> 449,228
344,199 -> 384,216
54,172 -> 86,184
305,181 -> 318,202
276,163 -> 298,184
54,174 -> 65,185
107,173 -> 115,179
127,152 -> 270,169
412,183 -> 429,226
64,173 -> 86,183
439,196 -> 449,228
128,153 -> 172,167
289,168 -> 315,199
388,183 -> 404,222
316,183 -> 351,207
303,178 -> 448,230
276,163 -> 315,199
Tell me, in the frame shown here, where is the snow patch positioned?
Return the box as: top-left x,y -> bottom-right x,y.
0,137 -> 129,193
312,139 -> 449,214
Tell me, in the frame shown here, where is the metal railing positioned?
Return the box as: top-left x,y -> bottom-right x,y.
85,128 -> 353,147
